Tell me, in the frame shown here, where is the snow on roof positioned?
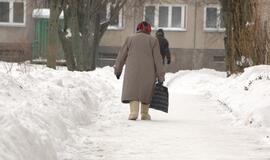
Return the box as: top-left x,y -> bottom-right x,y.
32,9 -> 64,19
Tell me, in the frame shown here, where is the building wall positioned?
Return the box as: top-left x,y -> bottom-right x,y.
100,2 -> 136,47
195,1 -> 225,49
0,0 -> 38,62
2,0 -> 269,71
99,0 -> 226,72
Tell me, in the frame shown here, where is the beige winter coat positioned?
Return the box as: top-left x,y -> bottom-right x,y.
114,32 -> 165,104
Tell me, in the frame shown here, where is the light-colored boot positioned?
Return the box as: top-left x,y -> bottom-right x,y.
129,101 -> 139,120
141,103 -> 151,120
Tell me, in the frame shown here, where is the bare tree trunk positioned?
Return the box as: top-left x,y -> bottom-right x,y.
54,0 -> 128,71
220,0 -> 231,75
59,31 -> 76,71
58,0 -> 76,71
220,0 -> 270,75
47,0 -> 61,69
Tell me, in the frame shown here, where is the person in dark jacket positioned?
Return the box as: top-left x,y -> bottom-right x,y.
156,29 -> 171,65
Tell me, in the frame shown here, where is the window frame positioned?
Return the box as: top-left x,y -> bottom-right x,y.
144,4 -> 187,31
204,4 -> 225,32
0,0 -> 26,27
106,4 -> 124,30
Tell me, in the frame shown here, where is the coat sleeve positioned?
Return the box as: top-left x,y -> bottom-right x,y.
114,37 -> 129,75
153,38 -> 165,81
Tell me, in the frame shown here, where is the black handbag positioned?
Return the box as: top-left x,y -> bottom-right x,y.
150,83 -> 169,113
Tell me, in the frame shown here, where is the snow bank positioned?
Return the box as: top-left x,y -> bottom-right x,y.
167,66 -> 270,129
215,65 -> 270,128
0,63 -> 118,160
166,69 -> 226,95
1,61 -> 270,159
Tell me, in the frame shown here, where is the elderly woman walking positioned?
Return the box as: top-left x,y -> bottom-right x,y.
114,21 -> 165,120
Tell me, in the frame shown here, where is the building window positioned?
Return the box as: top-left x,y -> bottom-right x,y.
159,6 -> 169,27
145,6 -> 155,27
0,0 -> 25,26
204,5 -> 224,31
13,2 -> 24,23
108,9 -> 123,29
0,2 -> 9,22
144,4 -> 187,31
100,3 -> 124,30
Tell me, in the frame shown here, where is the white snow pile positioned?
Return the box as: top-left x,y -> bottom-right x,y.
0,63 -> 119,160
1,62 -> 270,159
168,65 -> 270,129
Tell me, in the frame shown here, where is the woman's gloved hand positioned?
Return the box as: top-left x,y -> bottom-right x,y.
114,66 -> 121,80
157,80 -> 163,85
115,73 -> 121,79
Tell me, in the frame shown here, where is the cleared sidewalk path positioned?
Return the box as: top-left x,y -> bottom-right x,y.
83,90 -> 270,160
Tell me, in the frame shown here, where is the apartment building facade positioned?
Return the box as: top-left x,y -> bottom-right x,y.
100,0 -> 226,72
0,0 -> 36,62
1,0 -> 269,72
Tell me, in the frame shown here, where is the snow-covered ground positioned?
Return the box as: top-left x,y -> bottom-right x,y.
0,62 -> 269,160
167,66 -> 270,128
